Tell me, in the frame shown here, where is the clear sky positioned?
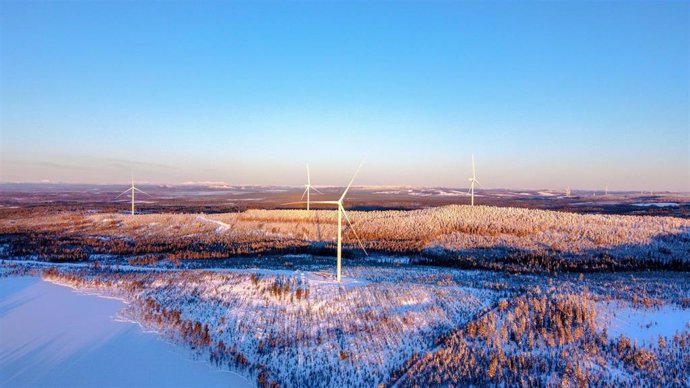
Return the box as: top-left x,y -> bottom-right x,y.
1,1 -> 688,191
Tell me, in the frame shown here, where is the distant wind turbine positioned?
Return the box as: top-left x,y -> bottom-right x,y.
301,163 -> 323,211
116,173 -> 150,215
285,161 -> 368,282
468,155 -> 483,206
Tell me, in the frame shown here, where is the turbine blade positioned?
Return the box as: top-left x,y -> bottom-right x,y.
133,187 -> 151,196
471,154 -> 476,179
341,205 -> 368,256
340,158 -> 366,202
475,179 -> 484,189
300,187 -> 309,200
306,163 -> 311,186
115,188 -> 133,199
311,187 -> 324,195
282,200 -> 339,206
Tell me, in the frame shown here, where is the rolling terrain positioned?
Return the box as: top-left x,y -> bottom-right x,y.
1,185 -> 689,387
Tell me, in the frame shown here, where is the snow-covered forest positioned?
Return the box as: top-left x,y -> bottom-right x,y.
2,205 -> 689,271
1,204 -> 688,386
1,264 -> 681,387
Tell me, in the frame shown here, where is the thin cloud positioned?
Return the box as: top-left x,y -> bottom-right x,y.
101,157 -> 175,170
3,159 -> 91,171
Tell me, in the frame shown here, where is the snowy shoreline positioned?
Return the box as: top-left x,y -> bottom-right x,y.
0,276 -> 253,388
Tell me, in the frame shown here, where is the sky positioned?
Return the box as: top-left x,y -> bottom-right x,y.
1,1 -> 688,191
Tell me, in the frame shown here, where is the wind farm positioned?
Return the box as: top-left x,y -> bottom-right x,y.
1,1 -> 689,388
2,180 -> 689,387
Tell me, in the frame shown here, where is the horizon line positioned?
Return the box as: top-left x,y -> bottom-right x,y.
0,181 -> 686,195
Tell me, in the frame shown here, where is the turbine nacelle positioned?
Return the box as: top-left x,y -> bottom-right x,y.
467,155 -> 482,206
284,159 -> 367,282
300,163 -> 324,210
115,173 -> 150,215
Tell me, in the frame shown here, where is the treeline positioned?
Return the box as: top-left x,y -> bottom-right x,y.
419,249 -> 690,273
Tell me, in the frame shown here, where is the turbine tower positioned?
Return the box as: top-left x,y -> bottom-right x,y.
116,174 -> 149,215
467,155 -> 483,206
286,161 -> 368,282
300,163 -> 323,210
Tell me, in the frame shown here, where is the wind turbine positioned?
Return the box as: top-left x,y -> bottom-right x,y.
301,163 -> 323,211
286,161 -> 368,282
116,174 -> 150,215
468,155 -> 483,206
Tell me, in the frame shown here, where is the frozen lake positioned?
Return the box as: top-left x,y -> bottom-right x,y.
0,276 -> 252,387
598,301 -> 690,345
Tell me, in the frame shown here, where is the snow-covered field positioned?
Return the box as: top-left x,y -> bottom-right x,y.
598,301 -> 690,345
0,276 -> 251,388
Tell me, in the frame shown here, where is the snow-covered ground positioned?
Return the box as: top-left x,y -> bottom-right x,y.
196,216 -> 231,233
598,301 -> 690,345
0,277 -> 252,388
1,261 -> 688,387
631,202 -> 680,208
32,266 -> 499,387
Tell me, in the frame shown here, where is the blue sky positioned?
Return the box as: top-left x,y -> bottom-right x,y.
1,1 -> 688,191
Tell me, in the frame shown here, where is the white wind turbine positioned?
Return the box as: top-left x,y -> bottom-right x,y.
286,161 -> 368,282
301,163 -> 323,211
116,173 -> 150,215
467,155 -> 483,206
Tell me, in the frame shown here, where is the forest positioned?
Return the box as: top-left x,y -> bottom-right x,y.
13,265 -> 684,388
1,205 -> 689,272
1,203 -> 688,386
